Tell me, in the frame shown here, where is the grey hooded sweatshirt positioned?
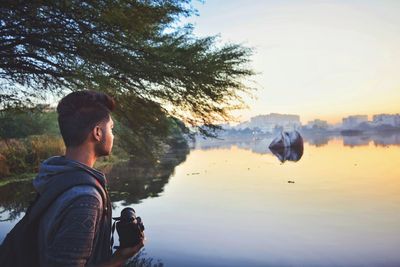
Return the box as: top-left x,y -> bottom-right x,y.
33,156 -> 112,267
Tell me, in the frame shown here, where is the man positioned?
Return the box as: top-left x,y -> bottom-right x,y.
33,90 -> 144,266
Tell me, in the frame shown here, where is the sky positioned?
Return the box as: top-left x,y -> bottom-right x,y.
185,0 -> 400,124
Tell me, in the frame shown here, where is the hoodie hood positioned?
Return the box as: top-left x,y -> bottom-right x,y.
33,156 -> 107,195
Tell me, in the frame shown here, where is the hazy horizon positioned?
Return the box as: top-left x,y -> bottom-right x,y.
228,111 -> 399,125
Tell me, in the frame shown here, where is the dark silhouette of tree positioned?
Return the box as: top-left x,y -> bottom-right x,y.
0,0 -> 254,139
0,180 -> 36,222
107,146 -> 189,205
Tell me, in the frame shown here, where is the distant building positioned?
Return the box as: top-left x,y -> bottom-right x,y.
305,119 -> 329,130
237,113 -> 301,132
372,114 -> 400,127
342,115 -> 368,129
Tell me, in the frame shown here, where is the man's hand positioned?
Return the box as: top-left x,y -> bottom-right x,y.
92,235 -> 145,267
113,239 -> 145,264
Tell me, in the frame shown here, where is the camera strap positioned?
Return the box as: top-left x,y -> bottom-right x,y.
110,218 -> 119,249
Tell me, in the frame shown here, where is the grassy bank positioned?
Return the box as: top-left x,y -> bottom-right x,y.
0,134 -> 130,182
0,172 -> 37,187
0,135 -> 65,178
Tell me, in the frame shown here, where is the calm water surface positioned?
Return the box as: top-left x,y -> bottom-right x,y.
1,135 -> 400,266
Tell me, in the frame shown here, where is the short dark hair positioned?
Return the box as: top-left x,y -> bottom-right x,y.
57,90 -> 115,147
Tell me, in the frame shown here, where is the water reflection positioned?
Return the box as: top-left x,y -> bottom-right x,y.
301,133 -> 333,147
304,131 -> 400,147
0,147 -> 189,221
370,132 -> 400,146
2,136 -> 400,266
196,132 -> 400,152
0,181 -> 35,221
107,148 -> 189,206
269,146 -> 304,163
125,250 -> 164,267
342,135 -> 370,147
195,137 -> 273,154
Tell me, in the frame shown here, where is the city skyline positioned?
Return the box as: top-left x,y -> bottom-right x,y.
228,111 -> 400,128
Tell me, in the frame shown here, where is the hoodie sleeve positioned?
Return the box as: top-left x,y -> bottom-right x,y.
42,195 -> 102,267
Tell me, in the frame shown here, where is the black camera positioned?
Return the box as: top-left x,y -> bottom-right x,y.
113,207 -> 145,249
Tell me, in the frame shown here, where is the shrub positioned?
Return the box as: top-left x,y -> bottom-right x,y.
0,135 -> 65,176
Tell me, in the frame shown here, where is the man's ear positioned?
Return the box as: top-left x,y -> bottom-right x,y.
93,125 -> 103,142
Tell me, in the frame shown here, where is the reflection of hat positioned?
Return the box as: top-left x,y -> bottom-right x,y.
269,146 -> 304,163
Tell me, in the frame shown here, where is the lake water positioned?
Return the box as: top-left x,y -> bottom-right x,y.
1,133 -> 400,266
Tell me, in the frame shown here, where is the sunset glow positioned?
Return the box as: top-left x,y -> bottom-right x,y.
187,0 -> 400,123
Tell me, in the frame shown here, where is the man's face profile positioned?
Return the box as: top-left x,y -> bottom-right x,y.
94,116 -> 114,157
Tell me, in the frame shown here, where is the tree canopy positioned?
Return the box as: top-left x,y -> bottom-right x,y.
0,0 -> 254,144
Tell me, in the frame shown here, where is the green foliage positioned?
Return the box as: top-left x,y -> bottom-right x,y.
0,106 -> 59,139
114,95 -> 190,162
0,135 -> 65,176
0,0 -> 254,138
0,106 -> 63,177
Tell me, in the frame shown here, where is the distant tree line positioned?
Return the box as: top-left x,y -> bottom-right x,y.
0,105 -> 59,139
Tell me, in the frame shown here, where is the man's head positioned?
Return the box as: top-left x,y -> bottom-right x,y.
57,91 -> 115,157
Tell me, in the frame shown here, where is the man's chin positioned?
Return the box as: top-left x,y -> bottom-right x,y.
101,152 -> 111,157
96,150 -> 112,158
